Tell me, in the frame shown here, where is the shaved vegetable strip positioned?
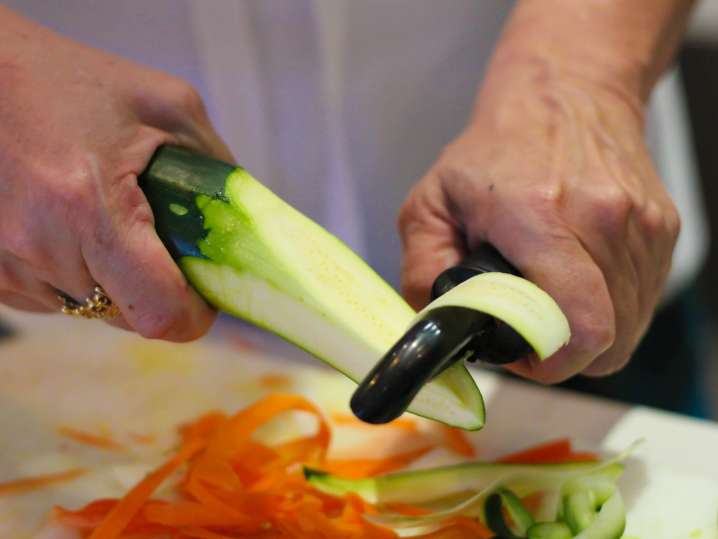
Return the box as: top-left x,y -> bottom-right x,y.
58,394 -> 445,539
496,438 -> 598,464
0,468 -> 85,496
88,438 -> 206,539
53,396 -> 605,539
59,426 -> 126,451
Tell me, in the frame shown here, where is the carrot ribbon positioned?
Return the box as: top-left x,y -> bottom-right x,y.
53,395 -> 592,539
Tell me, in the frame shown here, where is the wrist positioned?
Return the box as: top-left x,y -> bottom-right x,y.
491,0 -> 692,106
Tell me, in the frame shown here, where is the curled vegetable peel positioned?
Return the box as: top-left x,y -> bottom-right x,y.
52,394 -> 630,539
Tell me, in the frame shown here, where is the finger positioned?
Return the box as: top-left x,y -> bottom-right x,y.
106,312 -> 133,332
477,214 -> 615,384
581,212 -> 665,376
81,174 -> 216,342
563,192 -> 640,376
132,75 -> 235,164
0,253 -> 62,311
399,182 -> 466,310
34,257 -> 98,310
176,124 -> 236,165
0,291 -> 53,313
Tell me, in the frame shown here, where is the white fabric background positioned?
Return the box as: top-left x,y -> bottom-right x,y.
4,0 -> 708,295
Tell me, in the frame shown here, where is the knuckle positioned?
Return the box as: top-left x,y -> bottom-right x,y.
638,199 -> 680,243
588,186 -> 632,233
113,174 -> 154,226
43,157 -> 99,225
521,185 -> 564,216
574,314 -> 615,358
638,200 -> 665,236
167,79 -> 207,119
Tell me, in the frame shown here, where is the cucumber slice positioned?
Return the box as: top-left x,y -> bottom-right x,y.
573,492 -> 626,539
485,488 -> 534,538
527,522 -> 572,539
564,490 -> 598,534
500,488 -> 535,535
485,491 -> 522,539
534,487 -> 562,522
563,475 -> 617,506
139,146 -> 483,430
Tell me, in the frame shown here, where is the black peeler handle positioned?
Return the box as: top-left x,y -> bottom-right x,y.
350,244 -> 531,424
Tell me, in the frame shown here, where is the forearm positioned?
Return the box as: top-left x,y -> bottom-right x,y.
490,0 -> 695,104
0,5 -> 56,62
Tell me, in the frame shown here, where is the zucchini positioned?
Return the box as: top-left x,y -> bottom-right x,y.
305,455 -> 629,534
527,522 -> 572,539
572,492 -> 626,539
564,490 -> 597,534
304,461 -> 624,506
485,492 -> 522,539
139,146 -> 484,429
485,488 -> 534,538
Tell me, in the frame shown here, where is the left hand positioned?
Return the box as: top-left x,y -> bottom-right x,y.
398,56 -> 680,384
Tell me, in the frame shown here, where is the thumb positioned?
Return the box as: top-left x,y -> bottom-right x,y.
398,189 -> 466,310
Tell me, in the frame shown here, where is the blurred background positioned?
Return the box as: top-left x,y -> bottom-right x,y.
683,0 -> 718,420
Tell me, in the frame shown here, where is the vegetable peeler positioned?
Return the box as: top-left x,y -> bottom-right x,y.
350,244 -> 532,424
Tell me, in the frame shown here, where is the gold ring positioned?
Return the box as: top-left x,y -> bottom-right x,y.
58,286 -> 119,320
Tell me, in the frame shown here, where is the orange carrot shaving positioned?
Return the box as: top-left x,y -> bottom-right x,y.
440,426 -> 476,458
58,426 -> 126,451
128,432 -> 156,445
87,438 -> 206,539
182,528 -> 240,539
0,468 -> 85,496
520,491 -> 544,516
563,451 -> 600,462
54,395 -> 593,539
258,373 -> 293,389
495,438 -> 597,464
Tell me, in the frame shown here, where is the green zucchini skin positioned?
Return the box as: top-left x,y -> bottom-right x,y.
485,491 -> 524,539
138,145 -> 233,259
527,522 -> 572,539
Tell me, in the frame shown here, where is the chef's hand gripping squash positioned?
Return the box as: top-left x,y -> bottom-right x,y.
138,145 -> 569,430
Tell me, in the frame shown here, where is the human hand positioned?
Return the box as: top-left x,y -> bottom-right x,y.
0,7 -> 232,340
398,55 -> 680,383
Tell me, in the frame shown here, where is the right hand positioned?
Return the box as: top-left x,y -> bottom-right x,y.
0,7 -> 233,340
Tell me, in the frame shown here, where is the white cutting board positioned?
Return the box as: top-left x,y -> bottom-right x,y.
0,308 -> 716,538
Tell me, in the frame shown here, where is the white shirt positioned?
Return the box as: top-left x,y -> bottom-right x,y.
7,0 -> 708,298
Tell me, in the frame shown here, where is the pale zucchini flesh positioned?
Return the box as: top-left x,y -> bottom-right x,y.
418,272 -> 570,360
181,168 -> 484,429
